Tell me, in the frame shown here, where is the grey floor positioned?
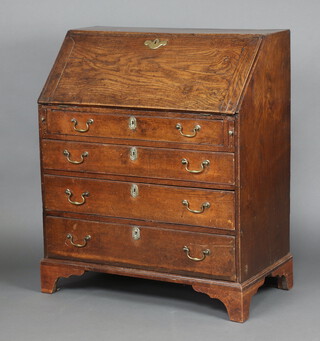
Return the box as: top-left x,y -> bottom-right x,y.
1,246 -> 319,341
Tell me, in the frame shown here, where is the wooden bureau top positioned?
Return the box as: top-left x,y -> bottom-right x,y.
69,26 -> 287,35
39,27 -> 289,114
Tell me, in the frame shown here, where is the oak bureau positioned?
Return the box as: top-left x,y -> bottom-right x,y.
38,27 -> 293,322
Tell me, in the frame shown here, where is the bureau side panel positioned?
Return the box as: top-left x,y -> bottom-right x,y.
238,31 -> 290,282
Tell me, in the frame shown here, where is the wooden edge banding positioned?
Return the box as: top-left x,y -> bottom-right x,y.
40,259 -> 85,294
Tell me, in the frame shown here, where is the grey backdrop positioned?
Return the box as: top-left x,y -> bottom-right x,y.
0,0 -> 319,340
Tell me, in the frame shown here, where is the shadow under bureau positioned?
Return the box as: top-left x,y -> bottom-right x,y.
38,27 -> 293,322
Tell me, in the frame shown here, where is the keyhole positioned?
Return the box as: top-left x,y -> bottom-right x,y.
132,226 -> 141,240
130,184 -> 139,198
130,147 -> 138,161
129,116 -> 137,130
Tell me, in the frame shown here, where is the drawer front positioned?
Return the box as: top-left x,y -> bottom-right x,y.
46,110 -> 232,148
44,175 -> 235,230
42,140 -> 235,185
45,216 -> 236,280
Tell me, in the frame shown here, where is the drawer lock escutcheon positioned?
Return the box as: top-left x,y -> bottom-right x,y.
66,233 -> 91,248
130,184 -> 139,198
129,116 -> 137,130
130,147 -> 138,161
176,123 -> 201,138
181,158 -> 210,174
183,246 -> 210,262
65,189 -> 89,206
132,226 -> 141,240
144,38 -> 168,50
182,200 -> 210,214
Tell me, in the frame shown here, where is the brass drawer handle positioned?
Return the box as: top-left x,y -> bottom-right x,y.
176,123 -> 201,138
66,233 -> 91,248
144,38 -> 167,49
63,150 -> 89,164
181,158 -> 210,174
71,118 -> 94,133
65,189 -> 89,206
183,246 -> 210,262
182,200 -> 210,214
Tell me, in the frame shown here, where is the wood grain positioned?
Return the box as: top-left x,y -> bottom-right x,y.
38,27 -> 292,322
41,139 -> 235,185
45,110 -> 230,148
38,31 -> 261,113
43,175 -> 235,230
193,278 -> 265,322
40,259 -> 85,293
269,256 -> 293,290
45,216 -> 236,280
40,253 -> 293,322
238,30 -> 291,281
43,211 -> 237,236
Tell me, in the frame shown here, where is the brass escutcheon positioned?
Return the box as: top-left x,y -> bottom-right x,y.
144,38 -> 168,49
129,116 -> 137,130
130,184 -> 139,198
130,147 -> 138,161
132,226 -> 141,240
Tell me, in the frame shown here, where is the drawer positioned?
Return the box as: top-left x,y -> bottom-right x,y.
42,140 -> 235,185
45,216 -> 236,280
45,110 -> 233,149
44,175 -> 235,230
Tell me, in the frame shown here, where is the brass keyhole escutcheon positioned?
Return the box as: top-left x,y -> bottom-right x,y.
130,147 -> 138,161
132,226 -> 141,240
144,38 -> 168,49
129,116 -> 137,130
130,184 -> 139,198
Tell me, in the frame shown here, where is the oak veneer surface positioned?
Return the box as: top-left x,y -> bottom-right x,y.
238,31 -> 290,281
39,29 -> 262,113
39,27 -> 292,322
45,110 -> 231,147
45,216 -> 236,280
41,139 -> 235,185
43,175 -> 235,230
